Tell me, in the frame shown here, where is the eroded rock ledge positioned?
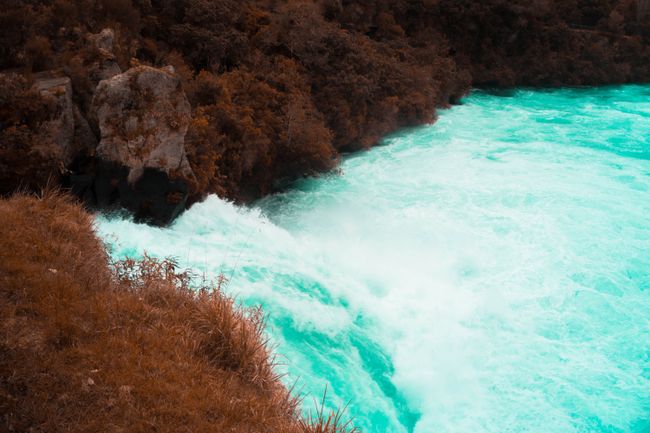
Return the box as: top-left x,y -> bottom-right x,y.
87,65 -> 195,224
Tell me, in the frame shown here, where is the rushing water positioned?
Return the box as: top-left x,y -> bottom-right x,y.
97,85 -> 650,433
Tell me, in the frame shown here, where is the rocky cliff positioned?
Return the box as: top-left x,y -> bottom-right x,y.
89,65 -> 194,223
1,0 -> 648,224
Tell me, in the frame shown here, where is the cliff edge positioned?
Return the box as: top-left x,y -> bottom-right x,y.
0,192 -> 354,433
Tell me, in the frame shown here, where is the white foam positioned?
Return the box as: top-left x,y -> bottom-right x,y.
97,86 -> 650,433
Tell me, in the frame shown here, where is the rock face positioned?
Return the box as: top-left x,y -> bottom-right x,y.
32,76 -> 77,166
0,72 -> 98,195
90,65 -> 195,225
33,74 -> 99,164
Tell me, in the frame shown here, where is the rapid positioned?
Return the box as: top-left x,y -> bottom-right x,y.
97,85 -> 650,433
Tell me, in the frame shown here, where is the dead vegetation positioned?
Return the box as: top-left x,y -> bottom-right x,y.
2,1 -> 648,206
0,191 -> 356,433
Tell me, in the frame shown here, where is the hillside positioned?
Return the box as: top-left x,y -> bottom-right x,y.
1,0 -> 648,224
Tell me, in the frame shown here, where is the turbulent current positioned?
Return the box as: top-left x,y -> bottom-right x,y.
97,85 -> 650,433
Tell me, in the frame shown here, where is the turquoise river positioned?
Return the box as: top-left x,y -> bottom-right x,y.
97,85 -> 650,433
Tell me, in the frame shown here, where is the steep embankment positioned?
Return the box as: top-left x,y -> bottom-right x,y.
1,0 -> 649,224
0,192 -> 353,433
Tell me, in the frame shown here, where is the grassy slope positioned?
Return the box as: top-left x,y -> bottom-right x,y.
0,192 -> 354,433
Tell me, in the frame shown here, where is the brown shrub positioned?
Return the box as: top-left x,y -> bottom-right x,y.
25,36 -> 54,72
0,0 -> 647,209
185,64 -> 336,201
0,191 -> 356,433
0,75 -> 62,194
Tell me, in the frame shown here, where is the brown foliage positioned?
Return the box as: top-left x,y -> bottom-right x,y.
0,0 -> 648,207
0,191 -> 356,433
356,0 -> 650,87
185,63 -> 336,201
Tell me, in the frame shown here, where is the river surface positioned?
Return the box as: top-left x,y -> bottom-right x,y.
97,85 -> 650,433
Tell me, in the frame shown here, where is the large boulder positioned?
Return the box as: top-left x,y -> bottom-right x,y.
90,65 -> 195,225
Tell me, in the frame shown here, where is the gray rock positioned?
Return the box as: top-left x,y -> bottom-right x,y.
32,74 -> 98,166
91,65 -> 194,184
89,65 -> 195,225
33,75 -> 76,166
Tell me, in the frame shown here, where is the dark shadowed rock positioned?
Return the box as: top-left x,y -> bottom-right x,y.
93,160 -> 188,224
32,74 -> 98,164
32,76 -> 76,166
73,105 -> 97,152
90,65 -> 194,225
0,72 -> 100,194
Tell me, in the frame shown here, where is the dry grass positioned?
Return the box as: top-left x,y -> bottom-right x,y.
301,390 -> 359,433
0,191 -> 357,433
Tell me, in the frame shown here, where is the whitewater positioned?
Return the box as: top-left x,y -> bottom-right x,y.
97,85 -> 650,433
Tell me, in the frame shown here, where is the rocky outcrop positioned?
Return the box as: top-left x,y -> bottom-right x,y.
1,53 -> 196,225
88,65 -> 195,225
32,76 -> 76,166
33,74 -> 96,166
0,72 -> 97,194
92,65 -> 193,182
